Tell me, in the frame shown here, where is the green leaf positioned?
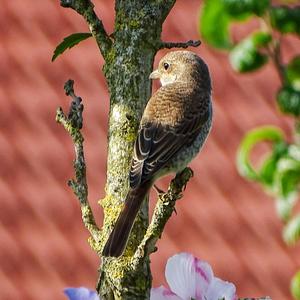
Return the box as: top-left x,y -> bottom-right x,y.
275,157 -> 300,199
223,0 -> 270,17
200,0 -> 232,49
251,31 -> 273,47
286,56 -> 300,91
275,194 -> 297,221
277,86 -> 300,116
52,32 -> 92,62
273,146 -> 300,221
291,270 -> 300,300
283,215 -> 300,245
229,32 -> 271,72
236,126 -> 285,181
273,157 -> 300,221
259,141 -> 287,187
270,5 -> 300,35
289,144 -> 300,161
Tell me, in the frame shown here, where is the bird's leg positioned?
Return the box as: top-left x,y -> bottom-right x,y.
176,168 -> 194,190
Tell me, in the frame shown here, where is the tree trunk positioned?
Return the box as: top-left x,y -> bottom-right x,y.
98,1 -> 175,299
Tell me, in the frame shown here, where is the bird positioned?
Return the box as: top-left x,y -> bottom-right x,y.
102,50 -> 212,257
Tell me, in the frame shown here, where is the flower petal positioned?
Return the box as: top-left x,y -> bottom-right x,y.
64,287 -> 100,300
165,252 -> 213,300
150,286 -> 182,300
194,257 -> 214,298
205,277 -> 237,300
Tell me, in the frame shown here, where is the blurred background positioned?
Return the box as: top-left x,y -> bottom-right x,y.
1,0 -> 300,299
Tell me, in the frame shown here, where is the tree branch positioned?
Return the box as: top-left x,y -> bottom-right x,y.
60,0 -> 112,58
153,0 -> 176,21
56,79 -> 101,244
260,14 -> 285,85
158,39 -> 201,50
130,167 -> 193,270
271,39 -> 285,85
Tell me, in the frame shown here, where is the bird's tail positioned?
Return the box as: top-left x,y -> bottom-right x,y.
102,181 -> 152,257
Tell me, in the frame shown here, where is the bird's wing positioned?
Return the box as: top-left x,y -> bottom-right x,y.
129,95 -> 211,188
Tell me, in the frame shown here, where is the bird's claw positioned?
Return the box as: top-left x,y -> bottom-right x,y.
153,184 -> 166,195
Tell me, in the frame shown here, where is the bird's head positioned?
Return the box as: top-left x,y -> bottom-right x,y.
149,50 -> 210,88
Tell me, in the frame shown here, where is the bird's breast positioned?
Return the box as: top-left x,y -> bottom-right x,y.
142,84 -> 197,127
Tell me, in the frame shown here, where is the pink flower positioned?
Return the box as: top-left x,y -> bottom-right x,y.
151,253 -> 237,300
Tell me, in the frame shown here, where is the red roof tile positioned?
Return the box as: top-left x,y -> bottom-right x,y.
1,1 -> 300,299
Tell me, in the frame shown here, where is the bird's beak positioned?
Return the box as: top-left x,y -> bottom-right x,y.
149,69 -> 160,80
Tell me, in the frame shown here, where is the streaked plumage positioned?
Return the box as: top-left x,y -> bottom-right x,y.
103,51 -> 212,257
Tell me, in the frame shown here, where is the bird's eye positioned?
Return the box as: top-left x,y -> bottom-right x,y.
163,62 -> 170,70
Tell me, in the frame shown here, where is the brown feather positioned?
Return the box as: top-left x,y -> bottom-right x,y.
102,181 -> 152,257
103,51 -> 212,257
129,82 -> 211,189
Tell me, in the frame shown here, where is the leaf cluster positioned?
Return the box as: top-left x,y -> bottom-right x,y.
200,1 -> 300,298
200,0 -> 300,239
236,125 -> 300,299
200,0 -> 300,116
237,126 -> 300,227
